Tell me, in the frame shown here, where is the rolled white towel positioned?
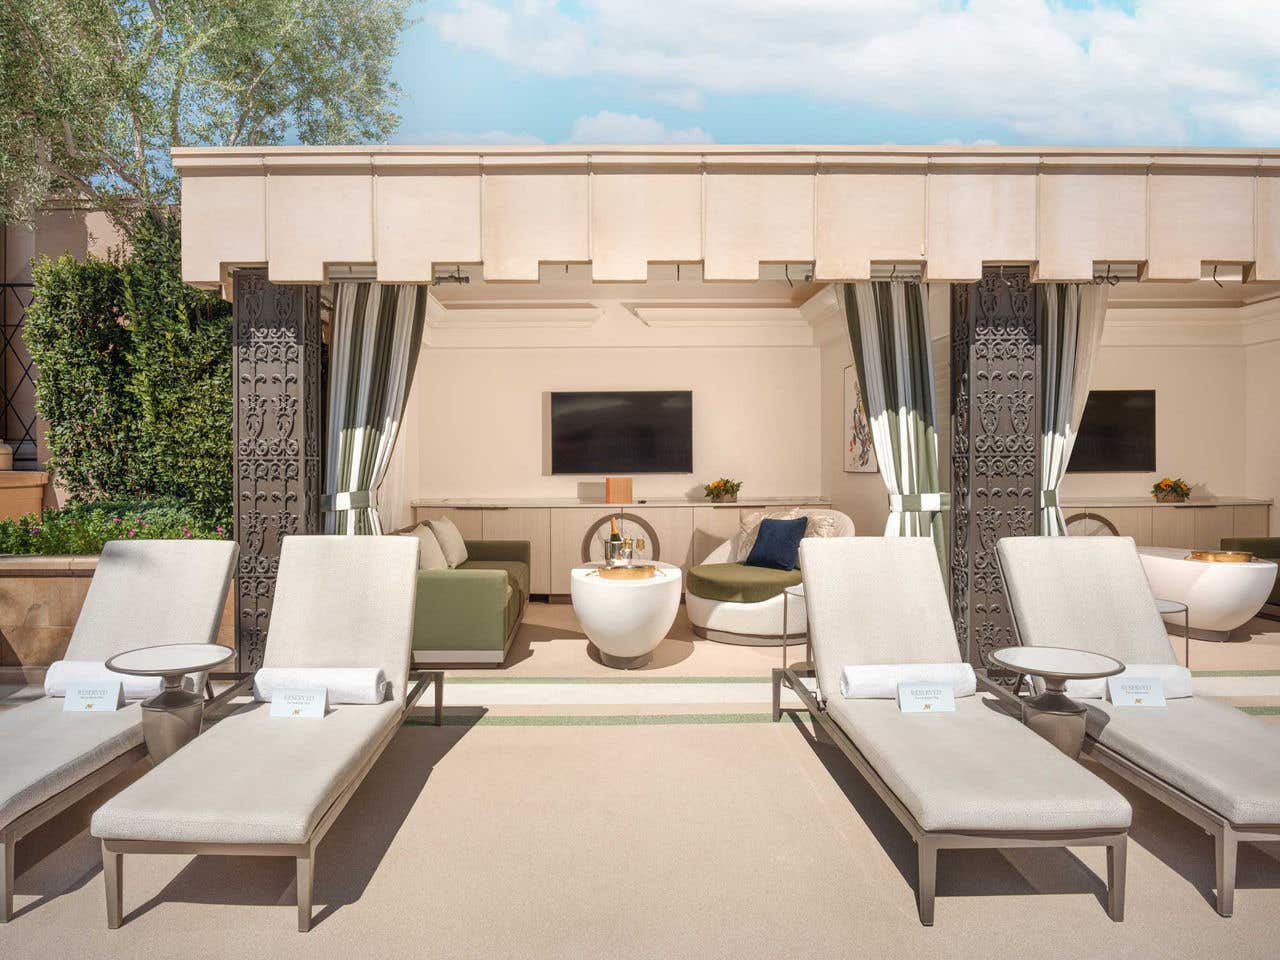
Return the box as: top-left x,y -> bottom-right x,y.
1061,663 -> 1194,700
45,660 -> 162,701
840,662 -> 977,699
253,667 -> 389,705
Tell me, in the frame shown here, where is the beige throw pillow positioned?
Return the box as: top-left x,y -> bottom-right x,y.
402,524 -> 448,571
427,517 -> 469,569
803,513 -> 838,539
735,509 -> 800,563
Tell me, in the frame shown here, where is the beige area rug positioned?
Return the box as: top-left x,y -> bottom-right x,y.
5,715 -> 1279,960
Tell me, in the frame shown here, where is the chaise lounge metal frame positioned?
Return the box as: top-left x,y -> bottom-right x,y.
772,664 -> 1127,925
101,668 -> 442,932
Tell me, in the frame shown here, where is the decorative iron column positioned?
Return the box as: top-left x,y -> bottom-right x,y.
231,270 -> 324,670
950,268 -> 1041,674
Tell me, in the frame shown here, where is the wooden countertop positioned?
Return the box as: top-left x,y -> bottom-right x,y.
411,496 -> 831,509
1060,496 -> 1272,508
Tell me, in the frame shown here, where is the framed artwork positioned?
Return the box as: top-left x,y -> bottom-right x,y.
843,364 -> 878,473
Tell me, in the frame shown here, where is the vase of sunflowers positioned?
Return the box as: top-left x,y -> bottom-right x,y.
1152,477 -> 1191,503
704,478 -> 743,503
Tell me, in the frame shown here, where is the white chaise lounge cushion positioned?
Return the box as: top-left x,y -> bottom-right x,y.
0,698 -> 143,829
839,663 -> 977,699
253,667 -> 389,704
826,697 -> 1131,833
92,701 -> 401,845
996,537 -> 1176,664
1084,697 -> 1280,825
1,539 -> 236,832
1065,664 -> 1194,700
800,537 -> 963,702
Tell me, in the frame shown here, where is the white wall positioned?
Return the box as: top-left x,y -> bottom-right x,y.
382,300 -> 821,527
1245,332 -> 1280,534
1060,341 -> 1247,500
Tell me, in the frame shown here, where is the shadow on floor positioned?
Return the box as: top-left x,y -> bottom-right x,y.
1086,760 -> 1280,911
500,622 -> 584,668
96,711 -> 486,929
783,709 -> 1114,913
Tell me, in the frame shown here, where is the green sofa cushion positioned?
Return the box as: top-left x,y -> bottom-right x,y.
460,559 -> 530,600
1222,537 -> 1280,604
686,562 -> 802,604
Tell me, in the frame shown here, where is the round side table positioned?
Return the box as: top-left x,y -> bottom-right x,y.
105,643 -> 235,761
1156,598 -> 1191,668
570,562 -> 681,669
989,646 -> 1124,757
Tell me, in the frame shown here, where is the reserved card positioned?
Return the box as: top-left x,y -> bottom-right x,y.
63,681 -> 124,712
897,681 -> 956,714
1108,676 -> 1166,707
270,687 -> 328,718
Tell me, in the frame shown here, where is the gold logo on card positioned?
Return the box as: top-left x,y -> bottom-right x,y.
292,708 -> 301,716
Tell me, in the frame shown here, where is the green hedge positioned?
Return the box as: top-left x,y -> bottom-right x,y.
25,212 -> 233,524
0,499 -> 226,556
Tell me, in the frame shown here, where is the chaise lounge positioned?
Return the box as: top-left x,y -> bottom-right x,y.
90,535 -> 438,931
0,538 -> 238,922
773,536 -> 1131,924
998,535 -> 1280,917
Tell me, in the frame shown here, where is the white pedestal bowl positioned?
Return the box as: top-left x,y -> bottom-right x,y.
570,562 -> 682,669
1138,546 -> 1278,641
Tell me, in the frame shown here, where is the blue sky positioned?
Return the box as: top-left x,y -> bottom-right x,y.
391,0 -> 1278,147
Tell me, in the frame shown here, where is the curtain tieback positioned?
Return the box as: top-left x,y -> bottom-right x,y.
888,493 -> 951,513
321,490 -> 377,512
1039,490 -> 1060,508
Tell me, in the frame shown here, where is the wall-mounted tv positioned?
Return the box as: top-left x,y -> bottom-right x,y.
550,391 -> 692,475
1067,389 -> 1156,473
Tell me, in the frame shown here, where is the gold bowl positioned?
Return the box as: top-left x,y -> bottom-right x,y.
1186,550 -> 1254,563
593,564 -> 659,580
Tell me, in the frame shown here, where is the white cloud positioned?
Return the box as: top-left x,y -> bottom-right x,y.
652,88 -> 706,112
427,0 -> 1280,144
566,110 -> 714,144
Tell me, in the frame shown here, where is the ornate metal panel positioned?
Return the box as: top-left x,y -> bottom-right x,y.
232,270 -> 323,670
950,268 -> 1040,673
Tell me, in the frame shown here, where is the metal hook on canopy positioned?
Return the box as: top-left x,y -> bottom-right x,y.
1212,264 -> 1224,289
889,263 -> 898,281
784,264 -> 793,287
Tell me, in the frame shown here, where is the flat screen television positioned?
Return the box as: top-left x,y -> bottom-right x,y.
1067,389 -> 1156,473
550,391 -> 693,474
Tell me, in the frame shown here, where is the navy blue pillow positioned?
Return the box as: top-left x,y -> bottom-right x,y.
743,517 -> 808,571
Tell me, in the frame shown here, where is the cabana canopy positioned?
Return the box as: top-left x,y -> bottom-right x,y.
173,144 -> 1280,292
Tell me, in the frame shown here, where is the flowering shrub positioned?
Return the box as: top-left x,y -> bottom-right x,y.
0,500 -> 227,556
1151,477 -> 1191,501
703,478 -> 744,500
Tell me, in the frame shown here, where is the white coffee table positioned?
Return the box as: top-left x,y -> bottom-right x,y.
990,646 -> 1124,758
570,562 -> 681,669
1138,546 -> 1277,641
105,643 -> 235,760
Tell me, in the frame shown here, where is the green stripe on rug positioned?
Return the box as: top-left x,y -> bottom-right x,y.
1239,706 -> 1280,716
405,712 -> 777,727
446,675 -> 772,685
1192,670 -> 1280,677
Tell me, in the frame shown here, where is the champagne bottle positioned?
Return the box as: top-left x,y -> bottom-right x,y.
608,515 -> 622,566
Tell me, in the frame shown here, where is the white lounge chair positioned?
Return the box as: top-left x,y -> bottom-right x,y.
998,535 -> 1280,917
772,536 -> 1131,924
91,534 -> 440,931
0,539 -> 237,922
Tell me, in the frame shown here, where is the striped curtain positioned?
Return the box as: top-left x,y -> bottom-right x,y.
323,282 -> 429,535
842,281 -> 947,560
1039,282 -> 1108,535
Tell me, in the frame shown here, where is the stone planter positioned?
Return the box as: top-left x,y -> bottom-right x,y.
707,494 -> 738,503
0,554 -> 236,681
1154,491 -> 1190,504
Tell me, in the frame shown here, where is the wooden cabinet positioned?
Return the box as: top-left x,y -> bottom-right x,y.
1234,505 -> 1270,539
481,508 -> 552,594
1075,501 -> 1271,549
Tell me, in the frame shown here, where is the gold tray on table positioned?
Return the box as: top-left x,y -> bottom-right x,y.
1186,550 -> 1254,563
592,563 -> 659,580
